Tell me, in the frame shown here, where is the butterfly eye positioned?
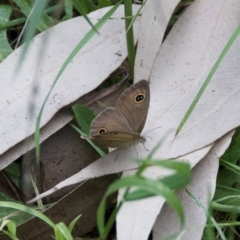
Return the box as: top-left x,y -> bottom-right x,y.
98,128 -> 106,134
135,93 -> 145,103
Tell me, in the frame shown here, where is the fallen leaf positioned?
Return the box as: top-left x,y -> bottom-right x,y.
0,5 -> 141,168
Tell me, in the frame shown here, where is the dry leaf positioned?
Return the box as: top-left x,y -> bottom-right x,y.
153,131 -> 234,239
0,5 -> 141,169
2,1 -> 239,239
0,175 -> 117,240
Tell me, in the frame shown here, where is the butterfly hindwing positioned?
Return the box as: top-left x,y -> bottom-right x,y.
116,80 -> 150,133
90,107 -> 133,136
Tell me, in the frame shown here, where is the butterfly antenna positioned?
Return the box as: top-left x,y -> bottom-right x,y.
142,140 -> 149,151
144,126 -> 162,135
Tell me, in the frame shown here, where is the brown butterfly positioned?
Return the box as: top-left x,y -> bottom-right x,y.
84,80 -> 150,148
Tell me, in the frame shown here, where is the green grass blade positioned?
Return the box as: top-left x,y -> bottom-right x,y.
176,26 -> 240,135
186,188 -> 227,240
97,158 -> 192,238
34,2 -> 122,161
72,0 -> 100,32
0,4 -> 61,31
0,201 -> 55,228
0,5 -> 13,62
16,0 -> 52,73
64,0 -> 73,19
124,0 -> 135,79
14,0 -> 54,31
1,230 -> 18,240
211,201 -> 240,213
55,222 -> 73,240
68,214 -> 81,233
70,124 -> 106,156
125,0 -> 146,33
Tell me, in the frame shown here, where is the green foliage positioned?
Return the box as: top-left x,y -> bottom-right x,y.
0,164 -> 31,225
4,163 -> 21,186
14,0 -> 56,31
73,0 -> 112,14
71,104 -> 107,156
0,199 -> 32,226
203,127 -> 240,239
72,104 -> 96,135
0,201 -> 81,240
62,0 -> 73,20
97,138 -> 192,239
215,128 -> 240,205
1,219 -> 17,240
123,0 -> 135,79
0,5 -> 13,62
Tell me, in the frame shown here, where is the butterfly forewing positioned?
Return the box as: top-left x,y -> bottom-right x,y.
87,80 -> 150,148
116,80 -> 150,133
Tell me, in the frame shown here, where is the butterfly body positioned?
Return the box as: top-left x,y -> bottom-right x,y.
87,80 -> 150,148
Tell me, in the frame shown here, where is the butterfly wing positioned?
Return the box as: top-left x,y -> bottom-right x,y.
90,107 -> 133,136
116,80 -> 150,133
87,80 -> 150,148
89,107 -> 138,148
